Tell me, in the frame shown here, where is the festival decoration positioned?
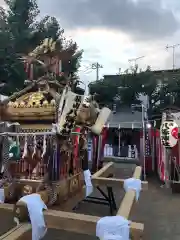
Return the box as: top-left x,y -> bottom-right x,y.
160,121 -> 179,148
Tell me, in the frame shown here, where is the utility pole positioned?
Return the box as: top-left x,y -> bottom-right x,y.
91,62 -> 103,81
117,68 -> 121,75
128,56 -> 145,66
166,44 -> 180,70
166,44 -> 180,104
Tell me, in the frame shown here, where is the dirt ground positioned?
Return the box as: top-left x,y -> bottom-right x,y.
1,163 -> 180,239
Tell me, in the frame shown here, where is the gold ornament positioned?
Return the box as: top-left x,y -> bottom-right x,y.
8,101 -> 13,107
50,99 -> 55,106
34,101 -> 41,107
42,100 -> 48,107
13,102 -> 19,108
27,103 -> 32,107
19,101 -> 25,108
28,92 -> 44,107
22,185 -> 33,196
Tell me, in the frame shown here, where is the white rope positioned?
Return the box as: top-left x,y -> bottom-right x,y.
41,135 -> 47,158
22,135 -> 28,159
32,135 -> 37,159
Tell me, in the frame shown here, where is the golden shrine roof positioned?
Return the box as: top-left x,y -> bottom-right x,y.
7,91 -> 55,108
4,91 -> 56,121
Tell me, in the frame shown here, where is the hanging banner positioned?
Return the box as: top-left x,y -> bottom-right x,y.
160,121 -> 178,148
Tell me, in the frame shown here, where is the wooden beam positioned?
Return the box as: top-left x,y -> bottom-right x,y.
0,203 -> 13,211
117,166 -> 142,219
0,224 -> 31,240
59,187 -> 86,211
92,162 -> 114,178
21,124 -> 51,129
44,209 -> 143,238
1,76 -> 46,105
92,177 -> 148,190
3,115 -> 55,121
0,198 -> 143,239
0,205 -> 143,239
103,156 -> 139,164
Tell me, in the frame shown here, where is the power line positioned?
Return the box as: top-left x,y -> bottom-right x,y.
166,44 -> 180,70
91,62 -> 103,81
128,56 -> 145,65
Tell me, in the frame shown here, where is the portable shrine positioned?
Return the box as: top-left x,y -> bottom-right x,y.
0,38 -> 147,240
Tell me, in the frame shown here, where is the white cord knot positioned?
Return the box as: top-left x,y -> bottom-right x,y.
124,178 -> 142,201
96,216 -> 130,240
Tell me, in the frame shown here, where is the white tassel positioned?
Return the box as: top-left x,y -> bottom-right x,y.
16,135 -> 19,145
32,135 -> 37,159
22,135 -> 28,159
16,130 -> 19,147
41,135 -> 46,158
58,86 -> 68,118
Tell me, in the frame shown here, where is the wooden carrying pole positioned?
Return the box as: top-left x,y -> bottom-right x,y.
0,163 -> 147,239
117,166 -> 142,218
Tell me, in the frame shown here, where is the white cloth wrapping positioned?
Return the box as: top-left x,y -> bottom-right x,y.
83,169 -> 93,197
123,178 -> 142,201
96,216 -> 130,240
20,194 -> 47,240
0,188 -> 5,203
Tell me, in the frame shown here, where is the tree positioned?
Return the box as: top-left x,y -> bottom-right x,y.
0,0 -> 41,95
4,0 -> 40,53
0,0 -> 83,95
89,66 -> 180,118
89,65 -> 156,108
0,6 -> 26,95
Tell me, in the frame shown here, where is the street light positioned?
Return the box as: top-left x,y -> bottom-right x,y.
146,123 -> 151,129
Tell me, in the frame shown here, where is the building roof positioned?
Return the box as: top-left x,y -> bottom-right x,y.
106,109 -> 143,129
104,68 -> 180,79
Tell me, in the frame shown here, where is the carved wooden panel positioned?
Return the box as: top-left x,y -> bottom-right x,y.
69,174 -> 80,195
56,179 -> 69,202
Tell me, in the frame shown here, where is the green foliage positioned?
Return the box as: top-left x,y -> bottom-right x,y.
89,65 -> 180,114
4,0 -> 40,53
89,79 -> 119,107
0,0 -> 83,95
89,65 -> 153,107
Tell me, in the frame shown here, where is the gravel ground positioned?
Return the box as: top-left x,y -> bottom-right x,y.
1,163 -> 180,239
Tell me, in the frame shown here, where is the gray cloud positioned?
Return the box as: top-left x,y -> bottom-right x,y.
38,0 -> 179,40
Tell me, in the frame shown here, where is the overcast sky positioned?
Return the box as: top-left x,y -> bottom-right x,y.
1,0 -> 180,85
